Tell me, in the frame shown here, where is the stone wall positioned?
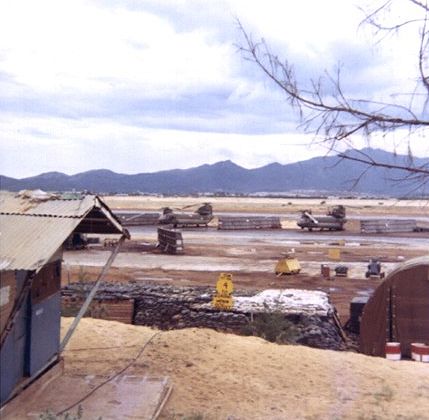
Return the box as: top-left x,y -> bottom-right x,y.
62,283 -> 346,350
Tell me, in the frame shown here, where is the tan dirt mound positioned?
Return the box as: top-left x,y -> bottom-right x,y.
61,318 -> 429,420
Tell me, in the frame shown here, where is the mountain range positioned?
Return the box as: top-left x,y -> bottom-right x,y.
1,148 -> 428,197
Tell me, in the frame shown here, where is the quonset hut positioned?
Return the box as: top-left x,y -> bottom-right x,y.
0,191 -> 128,406
359,256 -> 429,358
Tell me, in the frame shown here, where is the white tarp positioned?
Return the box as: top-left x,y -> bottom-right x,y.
233,289 -> 333,316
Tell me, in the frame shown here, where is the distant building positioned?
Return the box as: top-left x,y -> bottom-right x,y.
0,191 -> 128,406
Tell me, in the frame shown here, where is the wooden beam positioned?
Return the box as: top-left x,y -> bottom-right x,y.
59,235 -> 126,352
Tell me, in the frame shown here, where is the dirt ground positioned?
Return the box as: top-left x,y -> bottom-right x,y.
103,195 -> 429,217
63,196 -> 429,324
57,196 -> 429,418
60,317 -> 429,420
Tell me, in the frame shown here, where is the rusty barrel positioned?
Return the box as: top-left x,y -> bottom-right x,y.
321,264 -> 330,279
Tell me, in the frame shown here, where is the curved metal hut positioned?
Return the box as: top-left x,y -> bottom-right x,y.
359,256 -> 429,358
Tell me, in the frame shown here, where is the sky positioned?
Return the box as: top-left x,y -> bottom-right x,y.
0,0 -> 428,178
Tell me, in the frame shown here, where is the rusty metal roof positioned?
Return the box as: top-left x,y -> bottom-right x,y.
0,192 -> 127,271
0,215 -> 81,271
0,191 -> 95,217
359,256 -> 429,358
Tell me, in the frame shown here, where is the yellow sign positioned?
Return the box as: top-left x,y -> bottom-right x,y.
212,295 -> 234,310
213,273 -> 234,310
215,273 -> 234,296
328,248 -> 341,261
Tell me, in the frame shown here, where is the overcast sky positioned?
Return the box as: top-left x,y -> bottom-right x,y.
1,0 -> 428,178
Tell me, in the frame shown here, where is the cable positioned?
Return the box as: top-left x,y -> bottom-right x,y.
56,331 -> 160,416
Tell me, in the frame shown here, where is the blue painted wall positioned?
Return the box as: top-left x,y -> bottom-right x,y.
28,292 -> 61,375
0,267 -> 61,406
0,271 -> 29,405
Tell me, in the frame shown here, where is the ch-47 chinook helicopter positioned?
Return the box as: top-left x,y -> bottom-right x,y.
297,205 -> 347,231
158,203 -> 214,228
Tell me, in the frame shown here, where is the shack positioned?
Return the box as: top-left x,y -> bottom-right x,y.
0,191 -> 128,406
359,256 -> 429,358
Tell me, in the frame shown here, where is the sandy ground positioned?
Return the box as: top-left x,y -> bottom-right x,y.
60,317 -> 429,420
103,195 -> 429,217
55,196 -> 429,418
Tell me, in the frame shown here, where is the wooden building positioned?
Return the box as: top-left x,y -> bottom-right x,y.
0,191 -> 128,406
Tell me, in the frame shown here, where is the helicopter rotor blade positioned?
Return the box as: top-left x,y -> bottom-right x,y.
179,203 -> 198,210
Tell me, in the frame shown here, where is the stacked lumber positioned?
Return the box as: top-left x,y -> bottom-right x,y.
218,216 -> 281,230
360,219 -> 417,233
157,228 -> 184,254
62,295 -> 134,324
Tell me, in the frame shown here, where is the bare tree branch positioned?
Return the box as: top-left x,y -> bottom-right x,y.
409,0 -> 429,12
237,0 -> 429,185
337,153 -> 429,175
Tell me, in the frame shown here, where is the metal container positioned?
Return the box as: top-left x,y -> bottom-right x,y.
385,342 -> 401,360
411,343 -> 429,362
321,264 -> 330,279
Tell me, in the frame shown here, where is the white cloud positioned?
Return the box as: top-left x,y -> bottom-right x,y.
0,0 -> 233,97
0,114 -> 326,177
1,114 -> 427,178
0,0 -> 427,179
229,0 -> 363,53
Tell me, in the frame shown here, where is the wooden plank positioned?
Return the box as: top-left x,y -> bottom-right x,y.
60,235 -> 126,352
2,374 -> 172,420
95,299 -> 135,324
157,228 -> 184,254
62,298 -> 135,324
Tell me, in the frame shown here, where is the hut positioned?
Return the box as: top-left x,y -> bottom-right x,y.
0,191 -> 129,406
359,256 -> 429,358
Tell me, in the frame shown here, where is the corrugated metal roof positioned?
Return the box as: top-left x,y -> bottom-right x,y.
359,256 -> 429,357
0,192 -> 127,271
0,215 -> 81,271
385,255 -> 429,278
0,192 -> 95,217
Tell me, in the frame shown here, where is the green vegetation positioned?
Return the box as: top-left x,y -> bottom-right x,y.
242,303 -> 299,343
77,266 -> 90,283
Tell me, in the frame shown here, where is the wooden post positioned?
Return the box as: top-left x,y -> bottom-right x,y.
60,235 -> 125,352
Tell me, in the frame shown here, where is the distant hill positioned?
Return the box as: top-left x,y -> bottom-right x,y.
1,148 -> 428,197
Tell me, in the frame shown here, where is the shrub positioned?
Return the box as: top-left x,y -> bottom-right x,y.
242,303 -> 300,344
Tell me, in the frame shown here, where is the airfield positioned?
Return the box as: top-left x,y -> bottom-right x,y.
7,194 -> 428,419
63,195 -> 429,324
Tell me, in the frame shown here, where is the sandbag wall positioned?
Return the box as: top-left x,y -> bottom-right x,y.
61,283 -> 345,350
